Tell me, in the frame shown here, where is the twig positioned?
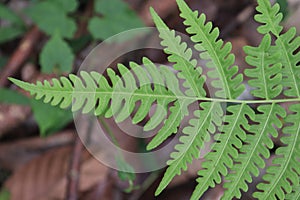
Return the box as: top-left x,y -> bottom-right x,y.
0,26 -> 42,87
66,136 -> 84,200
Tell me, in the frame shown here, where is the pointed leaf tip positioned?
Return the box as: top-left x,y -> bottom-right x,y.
155,186 -> 164,196
149,6 -> 155,13
176,0 -> 188,8
149,7 -> 158,19
8,77 -> 24,87
146,141 -> 157,151
8,77 -> 33,92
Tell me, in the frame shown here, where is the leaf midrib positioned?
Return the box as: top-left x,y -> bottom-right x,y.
29,84 -> 300,104
224,103 -> 275,198
262,120 -> 300,198
156,102 -> 216,195
188,16 -> 232,99
262,0 -> 300,97
192,104 -> 245,199
163,30 -> 204,98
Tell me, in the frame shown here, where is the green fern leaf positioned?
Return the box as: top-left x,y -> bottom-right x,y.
253,104 -> 300,200
255,0 -> 300,97
149,7 -> 206,98
131,58 -> 171,130
255,0 -> 283,35
176,0 -> 244,99
222,103 -> 286,199
147,100 -> 189,150
8,0 -> 300,199
147,7 -> 206,150
244,34 -> 282,99
9,58 -> 184,131
155,102 -> 223,195
286,184 -> 300,200
191,104 -> 254,199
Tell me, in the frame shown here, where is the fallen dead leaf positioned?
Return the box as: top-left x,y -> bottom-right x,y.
0,130 -> 74,171
5,145 -> 108,200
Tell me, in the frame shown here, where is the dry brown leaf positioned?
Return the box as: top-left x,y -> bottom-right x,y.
5,147 -> 71,200
79,176 -> 115,200
79,157 -> 108,192
5,145 -> 108,200
0,131 -> 74,171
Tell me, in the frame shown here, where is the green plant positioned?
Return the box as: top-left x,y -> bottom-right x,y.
9,0 -> 300,199
0,3 -> 26,44
88,0 -> 144,41
0,189 -> 9,200
0,0 -> 143,136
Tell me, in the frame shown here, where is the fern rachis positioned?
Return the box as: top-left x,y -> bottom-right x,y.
9,0 -> 300,199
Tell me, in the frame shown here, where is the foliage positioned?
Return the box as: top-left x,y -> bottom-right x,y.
1,0 -> 142,136
25,0 -> 78,75
9,0 -> 300,199
0,189 -> 9,200
0,88 -> 30,105
40,32 -> 74,74
88,0 -> 144,41
25,0 -> 77,38
30,99 -> 73,136
0,88 -> 73,136
0,3 -> 25,43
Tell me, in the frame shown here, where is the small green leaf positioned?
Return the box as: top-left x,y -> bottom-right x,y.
51,0 -> 78,12
0,88 -> 30,105
0,189 -> 9,200
88,0 -> 144,42
95,0 -> 128,16
0,27 -> 24,44
40,32 -> 74,73
30,99 -> 73,137
25,1 -> 76,38
0,3 -> 24,26
0,3 -> 25,43
88,16 -> 143,42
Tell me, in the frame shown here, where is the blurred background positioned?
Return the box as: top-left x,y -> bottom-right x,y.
0,0 -> 299,199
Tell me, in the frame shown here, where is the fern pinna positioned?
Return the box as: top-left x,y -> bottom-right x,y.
9,0 -> 300,199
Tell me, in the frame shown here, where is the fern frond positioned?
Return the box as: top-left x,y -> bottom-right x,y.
133,58 -> 174,131
147,8 -> 206,149
9,1 -> 300,199
9,58 -> 185,130
255,0 -> 283,35
149,7 -> 206,98
191,104 -> 254,199
155,102 -> 223,195
253,104 -> 300,200
222,103 -> 286,199
244,34 -> 282,99
176,0 -> 244,99
256,0 -> 300,97
147,100 -> 189,150
286,184 -> 300,200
